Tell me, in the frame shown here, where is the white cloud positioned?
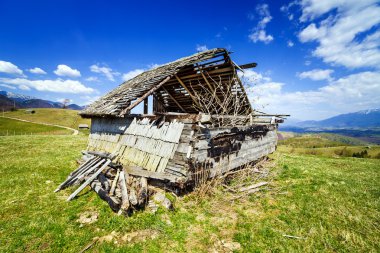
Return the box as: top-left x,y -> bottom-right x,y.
0,60 -> 24,75
280,1 -> 298,20
18,85 -> 30,90
0,84 -> 16,90
287,40 -> 294,47
54,64 -> 81,78
85,76 -> 99,82
90,64 -> 119,81
298,0 -> 380,69
80,95 -> 100,105
249,31 -> 273,44
243,70 -> 380,120
248,4 -> 274,44
196,45 -> 209,52
0,78 -> 94,94
28,67 -> 46,75
122,69 -> 144,81
297,69 -> 334,81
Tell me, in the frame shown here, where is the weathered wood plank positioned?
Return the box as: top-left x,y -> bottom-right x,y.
124,166 -> 181,183
67,159 -> 111,201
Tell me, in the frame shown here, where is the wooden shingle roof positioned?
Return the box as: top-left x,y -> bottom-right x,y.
80,48 -> 252,117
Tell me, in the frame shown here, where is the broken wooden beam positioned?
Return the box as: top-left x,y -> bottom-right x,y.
239,62 -> 257,69
124,166 -> 181,183
238,182 -> 268,192
90,179 -> 120,212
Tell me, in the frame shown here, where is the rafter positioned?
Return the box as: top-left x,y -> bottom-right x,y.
161,87 -> 186,112
174,74 -> 201,108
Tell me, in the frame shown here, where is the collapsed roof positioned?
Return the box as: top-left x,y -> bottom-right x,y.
80,48 -> 255,118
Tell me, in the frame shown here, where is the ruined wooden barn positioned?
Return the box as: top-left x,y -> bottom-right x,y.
57,48 -> 286,212
80,48 -> 284,185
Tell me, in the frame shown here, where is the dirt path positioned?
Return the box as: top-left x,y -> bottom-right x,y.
1,116 -> 79,135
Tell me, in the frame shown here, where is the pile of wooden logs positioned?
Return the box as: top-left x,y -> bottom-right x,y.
55,151 -> 171,214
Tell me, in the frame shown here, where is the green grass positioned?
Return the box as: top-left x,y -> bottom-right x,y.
3,108 -> 91,129
0,135 -> 379,252
0,117 -> 71,135
279,134 -> 347,148
318,133 -> 370,146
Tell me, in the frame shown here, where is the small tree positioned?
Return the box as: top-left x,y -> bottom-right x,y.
62,99 -> 70,109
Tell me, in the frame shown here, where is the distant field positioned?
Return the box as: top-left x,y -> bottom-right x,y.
279,134 -> 380,159
0,117 -> 71,135
279,134 -> 348,148
280,127 -> 380,144
3,108 -> 91,129
0,135 -> 379,252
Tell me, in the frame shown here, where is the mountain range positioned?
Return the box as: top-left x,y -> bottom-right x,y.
282,109 -> 380,129
0,91 -> 84,111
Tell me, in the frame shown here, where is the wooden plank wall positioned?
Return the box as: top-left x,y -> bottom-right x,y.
189,124 -> 278,181
87,116 -> 278,186
87,117 -> 131,153
88,117 -> 185,174
164,123 -> 194,178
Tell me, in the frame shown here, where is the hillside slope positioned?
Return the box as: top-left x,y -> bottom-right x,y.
3,108 -> 90,129
0,117 -> 71,135
0,135 -> 379,252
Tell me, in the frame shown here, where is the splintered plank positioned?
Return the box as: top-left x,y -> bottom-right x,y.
67,159 -> 111,201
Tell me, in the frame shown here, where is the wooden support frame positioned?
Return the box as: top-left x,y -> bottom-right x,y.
200,71 -> 215,92
161,86 -> 185,112
175,74 -> 201,108
119,76 -> 171,116
231,65 -> 253,114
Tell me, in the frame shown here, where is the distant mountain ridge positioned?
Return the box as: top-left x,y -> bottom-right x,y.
283,109 -> 380,129
0,90 -> 84,110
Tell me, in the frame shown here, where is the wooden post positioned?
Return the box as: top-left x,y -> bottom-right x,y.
119,170 -> 130,211
129,179 -> 138,205
110,169 -> 120,196
143,97 -> 148,114
138,177 -> 148,205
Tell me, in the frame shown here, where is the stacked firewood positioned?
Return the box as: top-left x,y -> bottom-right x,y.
55,151 -> 172,215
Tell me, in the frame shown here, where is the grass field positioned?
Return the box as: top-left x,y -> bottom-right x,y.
3,108 -> 90,129
0,135 -> 379,252
0,117 -> 72,135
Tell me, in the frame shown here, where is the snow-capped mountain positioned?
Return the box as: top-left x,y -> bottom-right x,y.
0,90 -> 37,102
0,90 -> 84,110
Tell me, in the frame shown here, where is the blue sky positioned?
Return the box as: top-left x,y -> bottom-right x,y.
0,0 -> 379,120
